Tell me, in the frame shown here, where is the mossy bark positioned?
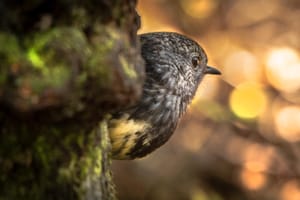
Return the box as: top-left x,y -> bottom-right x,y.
0,0 -> 143,199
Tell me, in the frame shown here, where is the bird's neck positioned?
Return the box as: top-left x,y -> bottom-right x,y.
141,79 -> 192,127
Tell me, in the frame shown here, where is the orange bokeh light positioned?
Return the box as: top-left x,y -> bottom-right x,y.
274,106 -> 300,142
180,0 -> 218,19
223,50 -> 261,86
240,169 -> 267,190
265,47 -> 300,93
280,181 -> 300,200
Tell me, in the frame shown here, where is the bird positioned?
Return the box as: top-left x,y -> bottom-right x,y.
108,32 -> 221,160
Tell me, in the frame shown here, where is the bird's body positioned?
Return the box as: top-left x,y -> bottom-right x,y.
109,32 -> 220,160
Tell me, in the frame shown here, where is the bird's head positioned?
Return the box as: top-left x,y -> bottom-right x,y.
140,32 -> 221,104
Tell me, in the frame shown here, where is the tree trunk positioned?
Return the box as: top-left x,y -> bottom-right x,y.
0,0 -> 143,199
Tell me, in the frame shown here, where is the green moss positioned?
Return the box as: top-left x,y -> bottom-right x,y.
76,120 -> 116,200
87,26 -> 139,90
119,54 -> 137,79
27,27 -> 90,67
82,125 -> 104,178
93,147 -> 102,176
11,27 -> 90,96
0,32 -> 22,87
0,32 -> 21,62
72,7 -> 89,29
86,51 -> 112,86
22,66 -> 70,94
27,48 -> 45,69
86,28 -> 116,86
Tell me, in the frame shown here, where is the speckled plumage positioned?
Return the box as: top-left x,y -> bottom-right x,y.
109,32 -> 220,159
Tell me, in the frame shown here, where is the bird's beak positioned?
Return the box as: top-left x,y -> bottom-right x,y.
205,66 -> 221,75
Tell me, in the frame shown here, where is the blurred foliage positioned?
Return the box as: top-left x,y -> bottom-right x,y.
112,0 -> 300,200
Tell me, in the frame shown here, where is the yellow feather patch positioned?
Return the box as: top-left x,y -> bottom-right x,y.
109,114 -> 150,159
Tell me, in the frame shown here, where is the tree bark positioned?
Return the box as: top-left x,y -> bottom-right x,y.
0,0 -> 143,199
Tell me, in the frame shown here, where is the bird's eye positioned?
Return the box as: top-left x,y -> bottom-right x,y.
191,56 -> 200,68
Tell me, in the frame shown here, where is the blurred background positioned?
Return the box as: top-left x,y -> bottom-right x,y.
112,0 -> 300,199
